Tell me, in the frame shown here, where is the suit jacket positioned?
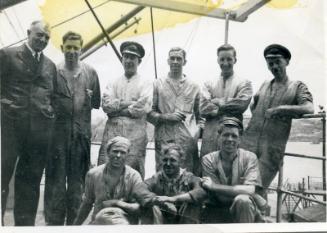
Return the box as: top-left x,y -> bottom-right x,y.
0,44 -> 56,131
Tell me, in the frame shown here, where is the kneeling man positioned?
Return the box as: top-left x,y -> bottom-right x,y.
143,143 -> 206,224
73,136 -> 154,225
201,117 -> 265,223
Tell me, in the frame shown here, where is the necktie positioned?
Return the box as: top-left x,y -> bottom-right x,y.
34,53 -> 39,63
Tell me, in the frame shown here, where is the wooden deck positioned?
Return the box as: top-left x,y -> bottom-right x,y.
292,204 -> 326,222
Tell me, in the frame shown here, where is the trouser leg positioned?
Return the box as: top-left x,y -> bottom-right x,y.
154,140 -> 163,172
140,205 -> 163,224
14,120 -> 50,226
152,205 -> 164,224
97,145 -> 106,166
201,205 -> 232,223
44,148 -> 67,225
124,153 -> 145,179
66,180 -> 83,225
230,194 -> 256,223
14,148 -> 47,225
1,115 -> 20,225
258,161 -> 278,198
177,203 -> 201,224
97,121 -> 110,166
259,160 -> 278,188
66,134 -> 90,225
137,155 -> 145,180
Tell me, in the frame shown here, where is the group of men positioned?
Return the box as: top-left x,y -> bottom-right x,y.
0,20 -> 314,226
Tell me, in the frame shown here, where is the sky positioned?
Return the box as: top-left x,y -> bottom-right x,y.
1,1 -> 325,121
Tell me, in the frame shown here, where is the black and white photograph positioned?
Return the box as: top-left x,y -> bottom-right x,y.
0,0 -> 326,232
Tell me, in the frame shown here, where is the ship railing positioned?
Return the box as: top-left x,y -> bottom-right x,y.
90,113 -> 326,223
273,112 -> 326,222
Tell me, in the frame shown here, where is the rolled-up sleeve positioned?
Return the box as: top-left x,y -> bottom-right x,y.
295,81 -> 313,104
188,176 -> 207,203
242,151 -> 262,187
220,80 -> 253,113
132,173 -> 156,207
102,81 -> 121,114
128,79 -> 153,118
201,153 -> 221,185
200,82 -> 219,117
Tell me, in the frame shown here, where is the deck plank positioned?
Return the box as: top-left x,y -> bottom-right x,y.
292,205 -> 326,222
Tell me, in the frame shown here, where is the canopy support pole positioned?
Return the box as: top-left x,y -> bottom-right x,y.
224,12 -> 230,44
81,17 -> 141,60
150,7 -> 158,79
85,0 -> 122,62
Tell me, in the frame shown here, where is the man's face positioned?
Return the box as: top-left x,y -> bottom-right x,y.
219,126 -> 240,155
122,53 -> 139,77
107,144 -> 128,169
62,39 -> 82,64
27,22 -> 50,52
217,49 -> 236,77
162,149 -> 181,178
167,52 -> 185,73
266,56 -> 289,78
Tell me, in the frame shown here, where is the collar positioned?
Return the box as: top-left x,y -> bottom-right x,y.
217,150 -> 239,185
104,163 -> 126,177
220,74 -> 235,81
168,73 -> 186,83
25,43 -> 41,61
161,168 -> 185,183
58,61 -> 82,77
124,73 -> 138,82
219,150 -> 238,163
270,76 -> 289,85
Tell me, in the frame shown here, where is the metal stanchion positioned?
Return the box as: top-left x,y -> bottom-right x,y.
276,162 -> 284,222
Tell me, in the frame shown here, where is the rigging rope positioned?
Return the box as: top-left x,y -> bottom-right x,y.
11,7 -> 25,36
224,11 -> 230,44
51,0 -> 111,29
142,9 -> 171,70
184,17 -> 201,53
3,0 -> 111,48
3,10 -> 21,40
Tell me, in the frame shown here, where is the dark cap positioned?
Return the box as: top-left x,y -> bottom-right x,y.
221,117 -> 243,131
264,44 -> 291,60
120,41 -> 145,58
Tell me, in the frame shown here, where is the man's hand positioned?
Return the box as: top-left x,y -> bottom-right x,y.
211,98 -> 226,107
102,200 -> 121,208
120,100 -> 137,109
153,196 -> 176,205
161,112 -> 186,123
201,176 -> 213,190
265,106 -> 283,119
86,88 -> 93,98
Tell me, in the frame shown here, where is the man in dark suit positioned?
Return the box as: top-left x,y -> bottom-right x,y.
0,20 -> 56,226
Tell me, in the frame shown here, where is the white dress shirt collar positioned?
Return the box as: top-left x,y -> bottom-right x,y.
25,42 -> 41,61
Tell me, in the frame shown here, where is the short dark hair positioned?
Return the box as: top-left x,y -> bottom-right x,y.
161,143 -> 185,161
62,31 -> 83,46
218,123 -> 243,136
217,44 -> 236,57
169,47 -> 186,60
